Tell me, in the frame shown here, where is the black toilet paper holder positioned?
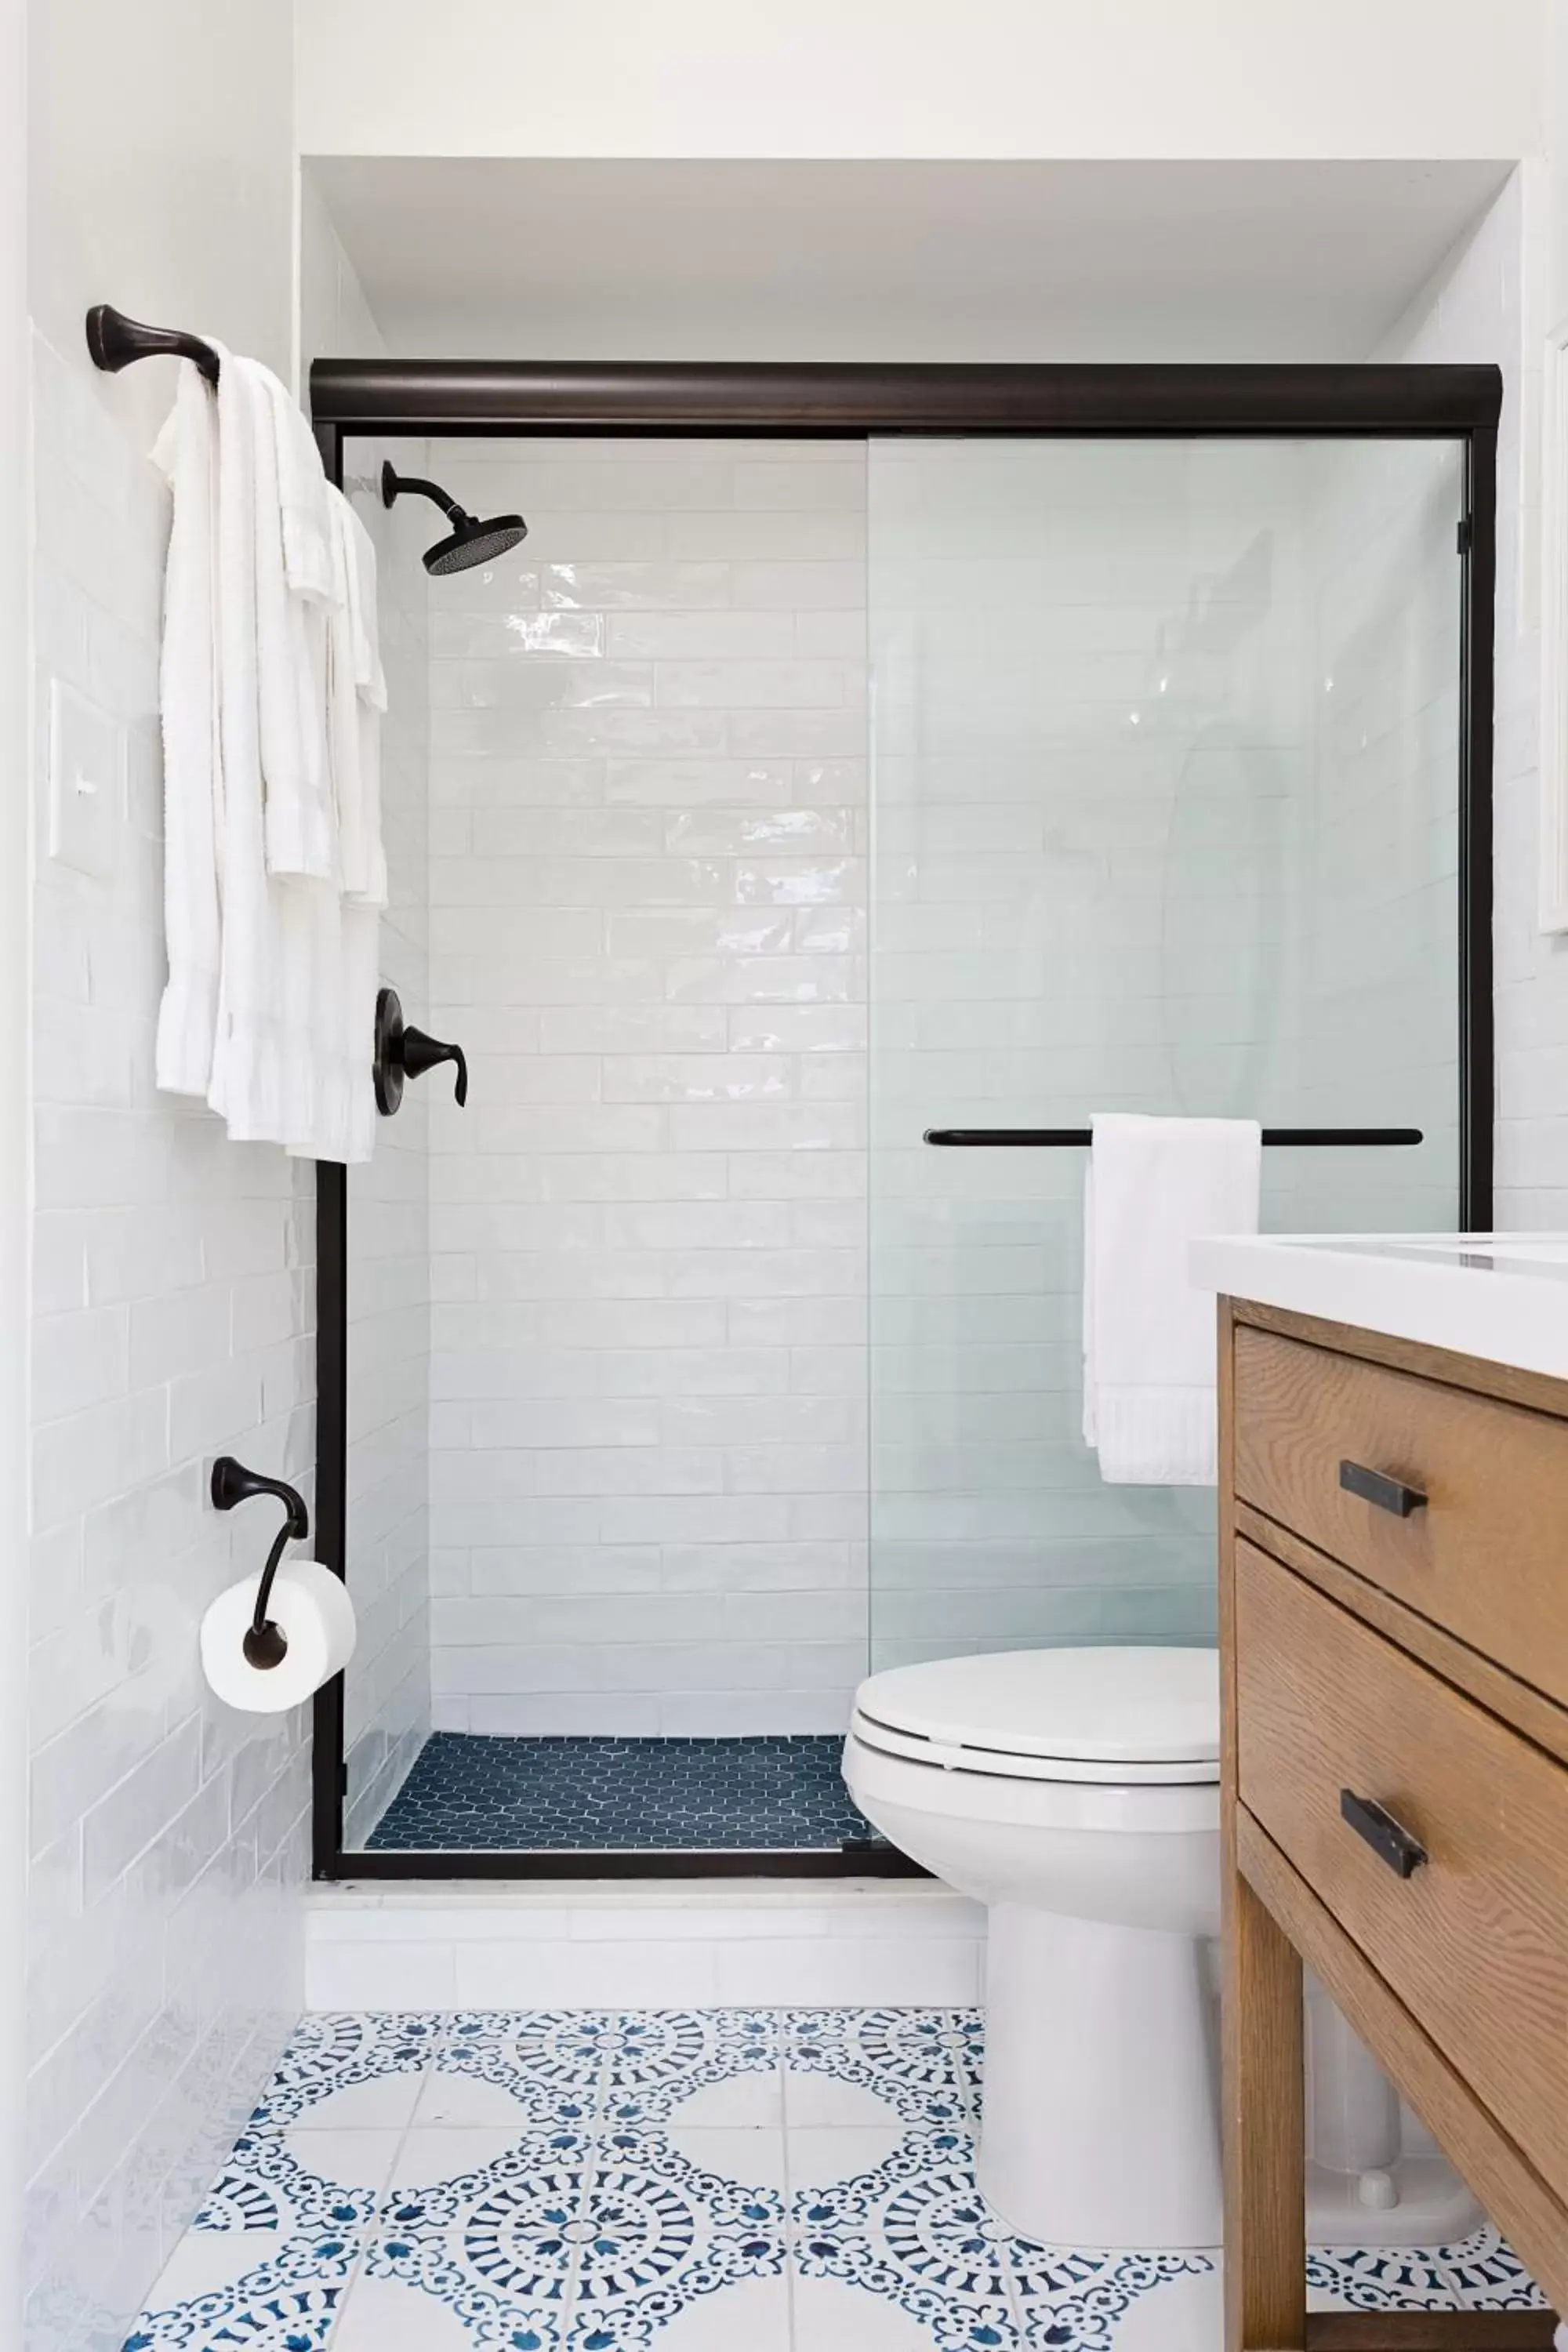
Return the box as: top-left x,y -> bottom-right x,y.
211,1456 -> 310,1670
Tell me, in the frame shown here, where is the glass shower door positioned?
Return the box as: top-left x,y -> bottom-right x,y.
866,435 -> 1466,1673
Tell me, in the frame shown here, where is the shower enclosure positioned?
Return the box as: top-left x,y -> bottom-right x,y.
307,364 -> 1497,1879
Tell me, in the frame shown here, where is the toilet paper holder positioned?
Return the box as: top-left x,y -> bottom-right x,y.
211,1456 -> 310,1670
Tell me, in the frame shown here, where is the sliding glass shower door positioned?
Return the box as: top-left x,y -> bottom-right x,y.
866,435 -> 1467,1674
323,406 -> 1479,1870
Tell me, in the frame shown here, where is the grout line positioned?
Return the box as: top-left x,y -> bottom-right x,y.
775,2005 -> 803,2350
1434,2257 -> 1475,2314
299,2020 -> 445,2347
559,2030 -> 622,2332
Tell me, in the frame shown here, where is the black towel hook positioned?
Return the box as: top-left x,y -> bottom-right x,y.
211,1456 -> 309,1670
86,305 -> 220,387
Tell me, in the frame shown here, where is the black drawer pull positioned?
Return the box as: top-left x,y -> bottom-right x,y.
1341,1789 -> 1428,1878
1339,1458 -> 1428,1517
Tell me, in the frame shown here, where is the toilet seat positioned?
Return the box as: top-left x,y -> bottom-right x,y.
849,1645 -> 1219,1787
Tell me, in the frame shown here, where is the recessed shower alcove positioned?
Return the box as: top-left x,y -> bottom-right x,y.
308,360 -> 1497,1879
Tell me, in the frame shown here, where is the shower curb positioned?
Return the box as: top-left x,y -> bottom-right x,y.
304,1877 -> 984,2011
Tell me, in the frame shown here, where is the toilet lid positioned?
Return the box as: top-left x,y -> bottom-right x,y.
851,1646 -> 1219,1785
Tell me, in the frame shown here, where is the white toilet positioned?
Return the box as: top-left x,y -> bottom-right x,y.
844,1644 -> 1221,2251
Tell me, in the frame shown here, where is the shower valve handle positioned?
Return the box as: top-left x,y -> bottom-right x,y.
373,986 -> 469,1114
401,1024 -> 469,1106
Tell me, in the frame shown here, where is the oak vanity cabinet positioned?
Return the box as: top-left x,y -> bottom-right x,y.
1220,1300 -> 1568,2352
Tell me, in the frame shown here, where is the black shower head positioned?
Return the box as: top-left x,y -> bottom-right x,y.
381,460 -> 528,575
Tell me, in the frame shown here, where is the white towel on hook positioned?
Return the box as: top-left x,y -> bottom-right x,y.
205,344 -> 322,1149
150,359 -> 223,1096
151,346 -> 376,1163
1081,1113 -> 1261,1485
342,487 -> 387,717
263,366 -> 336,609
249,362 -> 337,883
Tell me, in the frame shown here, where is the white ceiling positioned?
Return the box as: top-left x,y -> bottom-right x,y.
307,156 -> 1512,364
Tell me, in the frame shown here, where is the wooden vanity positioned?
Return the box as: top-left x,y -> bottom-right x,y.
1218,1290 -> 1568,2352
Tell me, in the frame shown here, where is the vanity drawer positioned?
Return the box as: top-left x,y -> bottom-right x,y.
1235,1537 -> 1568,2185
1233,1323 -> 1568,1709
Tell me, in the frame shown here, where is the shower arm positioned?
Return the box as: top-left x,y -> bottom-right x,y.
211,1456 -> 310,1671
382,465 -> 472,525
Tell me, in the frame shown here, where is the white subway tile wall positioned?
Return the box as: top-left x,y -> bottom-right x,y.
340,448 -> 435,1845
27,331 -> 311,2343
866,437 -> 1464,1672
414,441 -> 870,1739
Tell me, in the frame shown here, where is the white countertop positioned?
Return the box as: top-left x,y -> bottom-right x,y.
1190,1233 -> 1568,1383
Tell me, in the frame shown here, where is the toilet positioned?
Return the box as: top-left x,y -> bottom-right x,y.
844,1645 -> 1221,2250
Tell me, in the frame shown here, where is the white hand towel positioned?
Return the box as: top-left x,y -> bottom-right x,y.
342,487 -> 387,716
262,366 -> 336,609
1081,1112 -> 1261,1485
150,360 -> 223,1096
249,363 -> 336,884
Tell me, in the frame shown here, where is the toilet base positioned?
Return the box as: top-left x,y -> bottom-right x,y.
976,1900 -> 1222,2249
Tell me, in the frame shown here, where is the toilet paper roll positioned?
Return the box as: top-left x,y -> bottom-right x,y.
200,1558 -> 356,1714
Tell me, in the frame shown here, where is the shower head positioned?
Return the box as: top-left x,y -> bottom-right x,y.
380,460 -> 528,575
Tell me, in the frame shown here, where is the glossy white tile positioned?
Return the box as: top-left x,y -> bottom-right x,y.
419,441 -> 869,1732
25,327 -> 314,2348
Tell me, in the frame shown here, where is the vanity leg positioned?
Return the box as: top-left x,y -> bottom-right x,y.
1223,1861 -> 1306,2352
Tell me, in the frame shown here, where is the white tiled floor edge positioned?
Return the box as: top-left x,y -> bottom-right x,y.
305,1877 -> 985,2009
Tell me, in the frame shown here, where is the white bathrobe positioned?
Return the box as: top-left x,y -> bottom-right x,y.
205,346 -> 325,1149
154,350 -> 386,1161
150,361 -> 223,1096
251,364 -> 337,884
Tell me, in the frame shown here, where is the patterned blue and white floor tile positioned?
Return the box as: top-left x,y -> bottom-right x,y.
122,2007 -> 1544,2350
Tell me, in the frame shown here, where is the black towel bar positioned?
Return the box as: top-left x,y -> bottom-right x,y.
924,1127 -> 1425,1148
86,304 -> 220,387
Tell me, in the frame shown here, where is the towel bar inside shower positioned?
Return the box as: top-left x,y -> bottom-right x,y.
923,1127 -> 1425,1146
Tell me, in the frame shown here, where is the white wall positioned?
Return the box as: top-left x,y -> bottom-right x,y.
421,439 -> 868,1736
2,0 -> 30,2338
298,0 -> 1543,162
25,5 -> 303,2347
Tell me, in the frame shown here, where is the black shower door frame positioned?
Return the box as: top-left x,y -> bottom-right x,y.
307,360 -> 1501,1882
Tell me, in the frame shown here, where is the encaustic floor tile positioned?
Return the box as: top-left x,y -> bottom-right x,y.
121,2006 -> 1545,2352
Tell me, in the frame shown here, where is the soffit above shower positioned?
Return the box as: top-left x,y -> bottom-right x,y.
305,156 -> 1511,366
